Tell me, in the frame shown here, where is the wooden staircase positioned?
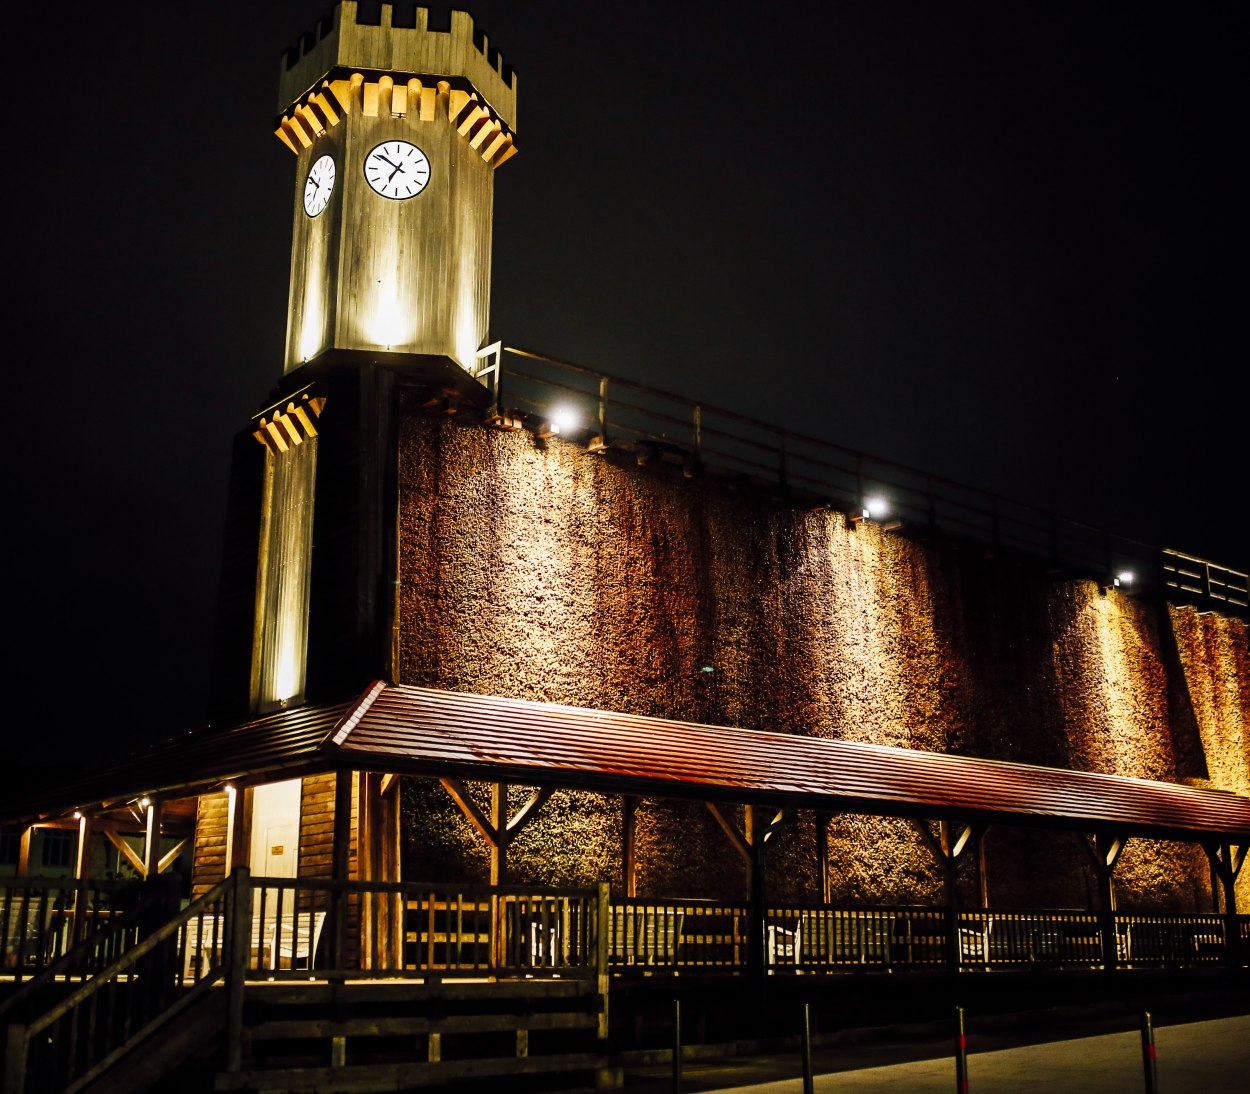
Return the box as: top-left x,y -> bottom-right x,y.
213,978 -> 611,1092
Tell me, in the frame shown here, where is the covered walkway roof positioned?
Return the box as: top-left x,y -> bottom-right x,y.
8,682 -> 1250,842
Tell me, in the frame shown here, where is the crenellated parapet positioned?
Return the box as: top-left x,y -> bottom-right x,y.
277,2 -> 517,132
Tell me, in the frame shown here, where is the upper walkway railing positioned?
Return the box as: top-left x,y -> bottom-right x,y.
473,344 -> 1248,617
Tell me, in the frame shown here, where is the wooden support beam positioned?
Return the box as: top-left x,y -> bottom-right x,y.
103,828 -> 145,876
706,803 -> 751,865
505,787 -> 553,837
440,778 -> 498,845
380,772 -> 400,797
17,827 -> 31,876
157,839 -> 187,875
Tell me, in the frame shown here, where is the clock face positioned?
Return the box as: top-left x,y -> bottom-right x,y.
303,154 -> 335,217
364,140 -> 431,200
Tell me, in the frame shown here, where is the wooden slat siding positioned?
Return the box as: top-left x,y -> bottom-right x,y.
191,792 -> 229,900
299,774 -> 337,879
334,684 -> 1250,841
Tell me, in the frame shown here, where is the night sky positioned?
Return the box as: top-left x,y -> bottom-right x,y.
5,2 -> 1243,779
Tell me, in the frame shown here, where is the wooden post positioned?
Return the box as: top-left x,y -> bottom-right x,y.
380,774 -> 403,970
1083,833 -> 1125,972
939,822 -> 961,973
331,770 -> 353,974
17,826 -> 32,877
358,773 -> 376,969
746,807 -> 767,981
1206,841 -> 1244,967
490,782 -> 508,887
491,782 -> 508,969
910,819 -> 974,972
225,866 -> 252,1072
974,826 -> 989,909
72,813 -> 94,945
596,881 -> 611,1037
816,813 -> 830,904
225,785 -> 252,877
622,796 -> 639,898
5,1023 -> 30,1094
143,800 -> 164,880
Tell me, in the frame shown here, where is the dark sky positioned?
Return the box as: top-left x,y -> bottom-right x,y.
6,2 -> 1243,774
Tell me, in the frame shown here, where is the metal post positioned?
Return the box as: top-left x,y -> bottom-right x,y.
954,1006 -> 969,1094
1140,1011 -> 1157,1094
801,1002 -> 814,1094
672,997 -> 682,1093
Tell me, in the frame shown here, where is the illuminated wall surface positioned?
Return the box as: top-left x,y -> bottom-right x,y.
395,408 -> 1248,911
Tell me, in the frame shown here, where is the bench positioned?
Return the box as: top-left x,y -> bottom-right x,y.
610,907 -> 683,965
182,910 -> 327,978
798,913 -> 893,965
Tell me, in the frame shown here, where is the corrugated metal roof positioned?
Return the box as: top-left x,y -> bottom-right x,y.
9,682 -> 1248,842
332,684 -> 1250,840
4,701 -> 351,823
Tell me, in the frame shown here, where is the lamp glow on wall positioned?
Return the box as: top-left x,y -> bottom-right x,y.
538,405 -> 579,439
850,495 -> 902,531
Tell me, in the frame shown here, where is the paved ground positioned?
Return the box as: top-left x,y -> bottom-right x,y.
621,1013 -> 1250,1093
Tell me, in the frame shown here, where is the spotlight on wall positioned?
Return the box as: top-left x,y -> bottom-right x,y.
538,405 -> 579,440
139,797 -> 151,809
850,496 -> 895,527
1113,571 -> 1135,588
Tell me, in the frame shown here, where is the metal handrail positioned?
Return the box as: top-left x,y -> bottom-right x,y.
489,346 -> 1248,615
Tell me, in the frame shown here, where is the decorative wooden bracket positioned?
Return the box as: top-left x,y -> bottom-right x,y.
1081,831 -> 1128,873
911,819 -> 976,867
157,839 -> 187,875
706,803 -> 795,865
440,779 -> 553,849
101,827 -> 145,876
706,803 -> 751,865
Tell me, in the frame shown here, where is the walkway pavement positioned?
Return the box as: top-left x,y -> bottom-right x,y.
624,1014 -> 1250,1093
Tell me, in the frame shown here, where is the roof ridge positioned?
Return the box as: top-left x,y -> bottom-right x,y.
326,679 -> 389,748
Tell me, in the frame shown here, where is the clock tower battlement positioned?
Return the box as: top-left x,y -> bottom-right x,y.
277,2 -> 516,131
276,1 -> 518,380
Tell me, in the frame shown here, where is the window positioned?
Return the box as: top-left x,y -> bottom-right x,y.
0,828 -> 19,864
40,831 -> 73,868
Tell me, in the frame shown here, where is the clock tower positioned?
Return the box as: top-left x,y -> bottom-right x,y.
276,1 -> 517,376
209,2 -> 518,723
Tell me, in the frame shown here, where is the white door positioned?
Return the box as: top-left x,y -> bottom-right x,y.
250,779 -> 301,880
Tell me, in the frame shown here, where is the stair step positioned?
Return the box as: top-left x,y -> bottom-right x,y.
214,1051 -> 607,1091
248,1010 -> 598,1040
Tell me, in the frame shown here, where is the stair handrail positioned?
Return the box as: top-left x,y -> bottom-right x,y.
3,871 -> 244,1094
0,879 -> 175,1021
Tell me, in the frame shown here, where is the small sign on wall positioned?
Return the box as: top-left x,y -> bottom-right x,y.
271,845 -> 285,855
